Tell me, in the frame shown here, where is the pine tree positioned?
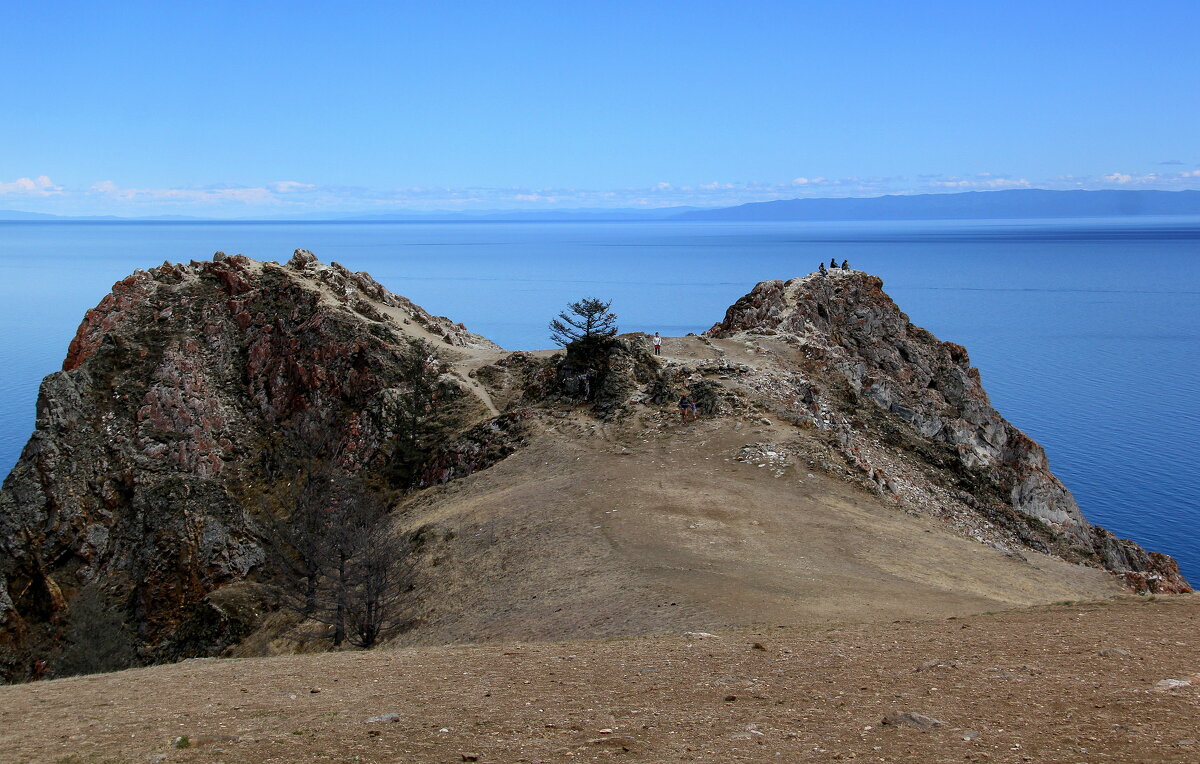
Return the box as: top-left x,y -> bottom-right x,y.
549,298 -> 618,347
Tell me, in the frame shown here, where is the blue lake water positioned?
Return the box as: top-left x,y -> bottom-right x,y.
1,218 -> 1197,581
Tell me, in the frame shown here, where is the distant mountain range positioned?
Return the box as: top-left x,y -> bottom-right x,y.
3,189 -> 1200,223
0,210 -> 188,221
339,206 -> 699,221
676,189 -> 1200,221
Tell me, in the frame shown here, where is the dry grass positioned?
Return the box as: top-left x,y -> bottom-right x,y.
2,596 -> 1197,763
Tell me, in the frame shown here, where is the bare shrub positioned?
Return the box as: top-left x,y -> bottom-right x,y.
53,585 -> 137,677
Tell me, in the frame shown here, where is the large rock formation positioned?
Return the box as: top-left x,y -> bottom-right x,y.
0,251 -> 511,681
705,269 -> 1188,589
0,255 -> 1187,683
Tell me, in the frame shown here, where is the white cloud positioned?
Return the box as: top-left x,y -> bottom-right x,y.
1102,172 -> 1136,184
930,177 -> 1031,189
1075,170 -> 1200,188
1096,171 -> 1199,185
269,181 -> 318,193
0,175 -> 62,196
89,181 -> 279,204
513,193 -> 562,202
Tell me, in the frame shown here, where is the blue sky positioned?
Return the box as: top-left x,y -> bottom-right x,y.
2,1 -> 1198,216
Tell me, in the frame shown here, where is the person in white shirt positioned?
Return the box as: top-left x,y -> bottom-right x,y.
653,332 -> 662,356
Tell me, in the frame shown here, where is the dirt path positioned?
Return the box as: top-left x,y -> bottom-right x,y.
448,355 -> 505,417
2,596 -> 1196,763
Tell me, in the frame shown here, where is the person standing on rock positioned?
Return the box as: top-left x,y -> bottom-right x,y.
653,332 -> 662,356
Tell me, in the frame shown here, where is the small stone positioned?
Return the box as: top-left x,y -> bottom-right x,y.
724,695 -> 738,702
366,713 -> 401,723
881,711 -> 944,730
916,657 -> 955,671
1153,678 -> 1191,691
751,642 -> 768,651
962,731 -> 980,741
683,631 -> 721,640
461,755 -> 481,762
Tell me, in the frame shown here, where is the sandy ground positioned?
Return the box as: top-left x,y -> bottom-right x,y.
1,596 -> 1197,763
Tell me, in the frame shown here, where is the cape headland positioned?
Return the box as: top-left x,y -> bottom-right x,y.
0,250 -> 1189,684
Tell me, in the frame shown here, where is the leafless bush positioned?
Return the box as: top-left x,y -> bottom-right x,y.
263,476 -> 414,649
53,585 -> 137,677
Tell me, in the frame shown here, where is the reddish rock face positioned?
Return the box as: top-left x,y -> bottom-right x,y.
0,251 -> 502,682
63,269 -> 162,371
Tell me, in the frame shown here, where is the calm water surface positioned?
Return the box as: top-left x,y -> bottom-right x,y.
1,218 -> 1197,580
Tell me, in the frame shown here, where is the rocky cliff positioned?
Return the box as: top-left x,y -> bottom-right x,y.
0,255 -> 1188,683
0,250 -> 513,681
705,269 -> 1188,589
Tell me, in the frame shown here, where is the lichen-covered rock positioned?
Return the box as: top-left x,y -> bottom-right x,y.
0,251 -> 503,682
286,249 -> 499,351
707,269 -> 1189,592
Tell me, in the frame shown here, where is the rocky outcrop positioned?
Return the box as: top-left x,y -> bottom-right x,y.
1,257 -> 1187,683
281,249 -> 499,352
706,269 -> 1189,592
0,251 -> 504,682
417,411 -> 531,487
